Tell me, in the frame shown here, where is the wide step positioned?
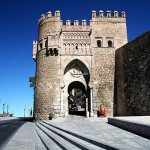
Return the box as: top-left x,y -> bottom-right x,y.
36,122 -> 81,150
38,121 -> 105,150
44,121 -> 118,149
34,124 -> 47,150
35,125 -> 61,150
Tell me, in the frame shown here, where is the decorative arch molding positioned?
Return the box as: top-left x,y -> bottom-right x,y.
64,59 -> 90,77
64,59 -> 90,85
63,32 -> 90,39
62,42 -> 91,55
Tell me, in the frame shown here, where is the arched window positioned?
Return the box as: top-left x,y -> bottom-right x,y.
40,43 -> 42,50
97,40 -> 101,47
108,40 -> 113,47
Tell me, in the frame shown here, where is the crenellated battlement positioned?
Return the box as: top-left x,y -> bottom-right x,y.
38,10 -> 61,23
92,10 -> 126,18
37,9 -> 127,45
38,10 -> 126,25
65,19 -> 87,26
64,10 -> 125,26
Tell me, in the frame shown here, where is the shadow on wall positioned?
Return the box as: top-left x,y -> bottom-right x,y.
114,31 -> 150,116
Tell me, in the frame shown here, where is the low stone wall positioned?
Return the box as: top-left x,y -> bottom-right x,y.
108,117 -> 150,139
114,31 -> 150,116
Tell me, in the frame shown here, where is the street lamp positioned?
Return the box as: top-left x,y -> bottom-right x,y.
24,107 -> 26,117
3,104 -> 5,114
7,105 -> 9,115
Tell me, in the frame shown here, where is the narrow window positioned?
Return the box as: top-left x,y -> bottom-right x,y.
108,40 -> 113,47
40,43 -> 42,50
97,40 -> 101,47
50,48 -> 53,55
54,48 -> 58,56
46,49 -> 49,56
45,40 -> 47,48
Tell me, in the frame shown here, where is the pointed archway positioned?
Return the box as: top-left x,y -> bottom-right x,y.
63,59 -> 91,117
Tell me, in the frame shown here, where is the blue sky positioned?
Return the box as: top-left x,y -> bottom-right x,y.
0,0 -> 150,117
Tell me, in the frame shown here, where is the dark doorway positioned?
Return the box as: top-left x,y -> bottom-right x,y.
68,81 -> 86,116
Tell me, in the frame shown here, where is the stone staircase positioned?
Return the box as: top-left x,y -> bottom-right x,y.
35,120 -> 117,150
3,116 -> 150,150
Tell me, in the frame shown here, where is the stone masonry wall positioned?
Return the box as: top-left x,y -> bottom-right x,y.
90,16 -> 127,49
38,12 -> 62,41
34,50 -> 60,121
115,31 -> 150,116
90,12 -> 127,116
92,48 -> 116,116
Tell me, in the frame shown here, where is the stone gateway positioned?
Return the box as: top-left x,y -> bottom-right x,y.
33,10 -> 127,121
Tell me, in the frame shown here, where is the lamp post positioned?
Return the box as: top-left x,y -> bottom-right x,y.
3,104 -> 5,114
24,107 -> 26,117
7,105 -> 9,115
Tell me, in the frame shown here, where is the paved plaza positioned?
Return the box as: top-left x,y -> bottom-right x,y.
1,116 -> 150,150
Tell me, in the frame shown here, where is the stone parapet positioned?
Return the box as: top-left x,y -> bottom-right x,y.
108,117 -> 150,139
38,10 -> 61,24
92,10 -> 126,19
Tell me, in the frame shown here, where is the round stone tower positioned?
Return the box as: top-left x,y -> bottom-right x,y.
33,11 -> 62,121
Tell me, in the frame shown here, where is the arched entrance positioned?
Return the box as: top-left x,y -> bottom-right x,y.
62,59 -> 91,117
68,81 -> 86,116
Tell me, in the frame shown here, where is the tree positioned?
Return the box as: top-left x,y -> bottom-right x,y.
29,76 -> 36,88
